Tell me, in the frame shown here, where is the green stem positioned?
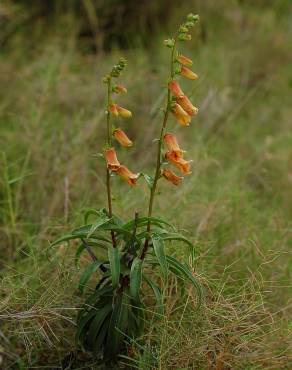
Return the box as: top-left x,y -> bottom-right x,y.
106,79 -> 116,247
141,41 -> 176,259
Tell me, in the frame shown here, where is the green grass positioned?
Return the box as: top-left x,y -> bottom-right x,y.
0,1 -> 292,369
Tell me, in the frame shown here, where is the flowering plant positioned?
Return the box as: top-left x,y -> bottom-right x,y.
53,13 -> 201,363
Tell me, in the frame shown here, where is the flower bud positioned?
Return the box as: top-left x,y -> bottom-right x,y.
163,38 -> 175,48
118,57 -> 127,67
180,66 -> 198,80
102,75 -> 110,84
116,165 -> 139,186
178,33 -> 192,41
168,80 -> 184,98
177,54 -> 193,67
171,103 -> 191,126
113,84 -> 127,94
162,169 -> 183,186
113,128 -> 133,147
165,151 -> 192,175
116,105 -> 132,118
108,103 -> 119,116
176,95 -> 198,116
104,148 -> 120,171
187,13 -> 199,23
163,133 -> 183,159
179,25 -> 189,33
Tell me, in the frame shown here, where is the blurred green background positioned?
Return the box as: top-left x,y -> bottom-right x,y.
0,0 -> 291,369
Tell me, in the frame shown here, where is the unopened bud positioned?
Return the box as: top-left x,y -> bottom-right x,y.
163,38 -> 175,48
178,33 -> 192,41
102,76 -> 110,84
179,25 -> 189,33
187,13 -> 199,22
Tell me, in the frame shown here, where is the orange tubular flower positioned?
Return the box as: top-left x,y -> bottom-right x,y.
163,133 -> 183,159
113,128 -> 133,147
177,95 -> 198,116
162,169 -> 183,186
116,165 -> 139,186
165,151 -> 192,175
104,148 -> 120,171
168,80 -> 184,98
116,105 -> 132,118
177,54 -> 193,67
108,103 -> 119,116
171,103 -> 191,126
180,66 -> 198,80
114,84 -> 127,94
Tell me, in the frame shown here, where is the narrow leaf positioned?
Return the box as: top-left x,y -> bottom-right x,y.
87,304 -> 112,350
151,236 -> 168,279
78,261 -> 103,293
166,255 -> 202,308
143,274 -> 164,315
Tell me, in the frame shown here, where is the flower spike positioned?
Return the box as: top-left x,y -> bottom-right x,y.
104,148 -> 120,171
171,103 -> 191,126
162,169 -> 183,186
113,128 -> 133,147
165,151 -> 192,175
176,95 -> 198,116
116,165 -> 139,186
180,66 -> 198,80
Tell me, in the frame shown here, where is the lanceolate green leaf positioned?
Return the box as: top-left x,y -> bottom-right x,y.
84,208 -> 107,224
123,216 -> 175,231
130,258 -> 143,302
78,261 -> 103,293
143,274 -> 164,315
76,308 -> 98,344
160,233 -> 194,250
87,217 -> 111,238
105,293 -> 129,357
108,246 -> 120,289
166,255 -> 202,308
87,304 -> 112,350
51,230 -> 111,247
75,243 -> 85,268
151,236 -> 168,279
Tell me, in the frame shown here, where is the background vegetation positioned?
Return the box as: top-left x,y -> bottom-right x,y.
0,0 -> 291,368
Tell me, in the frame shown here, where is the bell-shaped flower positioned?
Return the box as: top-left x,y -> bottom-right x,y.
113,128 -> 133,147
116,105 -> 132,118
177,95 -> 198,116
114,84 -> 127,94
104,148 -> 120,171
108,103 -> 119,116
171,103 -> 191,126
162,169 -> 183,186
168,80 -> 184,98
116,165 -> 139,186
163,133 -> 183,159
165,151 -> 192,175
180,66 -> 198,80
177,54 -> 193,67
